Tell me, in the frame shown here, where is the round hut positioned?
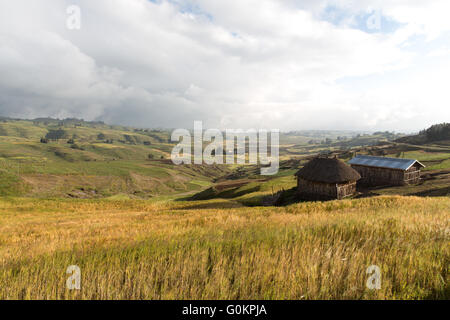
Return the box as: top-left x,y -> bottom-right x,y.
295,157 -> 361,200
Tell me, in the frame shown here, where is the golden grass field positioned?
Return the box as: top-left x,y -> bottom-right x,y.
0,195 -> 448,300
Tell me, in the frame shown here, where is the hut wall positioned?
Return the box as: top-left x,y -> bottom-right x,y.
350,164 -> 412,186
297,178 -> 357,200
336,181 -> 357,199
297,178 -> 337,199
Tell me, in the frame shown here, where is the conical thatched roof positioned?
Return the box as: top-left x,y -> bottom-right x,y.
295,157 -> 361,183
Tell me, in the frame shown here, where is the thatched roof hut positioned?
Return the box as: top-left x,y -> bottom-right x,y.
295,157 -> 361,200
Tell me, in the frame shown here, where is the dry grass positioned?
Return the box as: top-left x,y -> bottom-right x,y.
0,196 -> 448,300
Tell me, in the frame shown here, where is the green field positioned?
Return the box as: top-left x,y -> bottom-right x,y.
0,119 -> 234,198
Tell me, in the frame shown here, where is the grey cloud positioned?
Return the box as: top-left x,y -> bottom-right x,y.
0,0 -> 449,131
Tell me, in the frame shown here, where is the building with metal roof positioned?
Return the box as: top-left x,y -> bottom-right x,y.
348,155 -> 425,186
348,155 -> 425,170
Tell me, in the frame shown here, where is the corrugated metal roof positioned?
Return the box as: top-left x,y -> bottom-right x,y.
348,155 -> 425,171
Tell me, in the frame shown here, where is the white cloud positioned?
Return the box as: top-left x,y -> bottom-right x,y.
0,0 -> 449,131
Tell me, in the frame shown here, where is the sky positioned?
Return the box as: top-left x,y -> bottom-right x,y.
0,0 -> 449,132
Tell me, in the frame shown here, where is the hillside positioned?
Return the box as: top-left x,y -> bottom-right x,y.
0,118 -> 449,201
396,123 -> 450,145
0,118 -> 231,198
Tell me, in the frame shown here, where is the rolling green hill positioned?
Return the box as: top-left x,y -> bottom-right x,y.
0,117 -> 449,201
0,118 -> 231,198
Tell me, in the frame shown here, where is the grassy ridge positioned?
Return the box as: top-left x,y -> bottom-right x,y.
0,196 -> 448,299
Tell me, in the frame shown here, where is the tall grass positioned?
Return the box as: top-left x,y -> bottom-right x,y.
0,196 -> 448,299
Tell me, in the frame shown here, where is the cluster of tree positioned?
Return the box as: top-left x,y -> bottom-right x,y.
396,123 -> 450,144
45,129 -> 67,141
419,123 -> 450,141
123,134 -> 137,145
96,133 -> 114,144
97,133 -> 106,140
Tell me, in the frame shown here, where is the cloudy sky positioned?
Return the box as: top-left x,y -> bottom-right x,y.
0,0 -> 449,132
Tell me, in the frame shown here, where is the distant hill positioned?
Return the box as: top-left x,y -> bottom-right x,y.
396,123 -> 450,145
0,117 -> 231,198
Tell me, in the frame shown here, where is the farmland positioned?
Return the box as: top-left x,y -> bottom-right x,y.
0,196 -> 448,299
0,118 -> 449,300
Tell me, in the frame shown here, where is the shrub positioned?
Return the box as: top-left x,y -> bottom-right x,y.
97,133 -> 106,140
70,144 -> 84,150
45,129 -> 66,141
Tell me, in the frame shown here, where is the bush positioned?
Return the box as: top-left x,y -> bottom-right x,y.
70,144 -> 84,150
97,133 -> 106,140
45,129 -> 66,141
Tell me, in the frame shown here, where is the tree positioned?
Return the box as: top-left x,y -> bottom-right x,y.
45,129 -> 66,141
421,123 -> 450,141
97,133 -> 106,140
148,154 -> 154,160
